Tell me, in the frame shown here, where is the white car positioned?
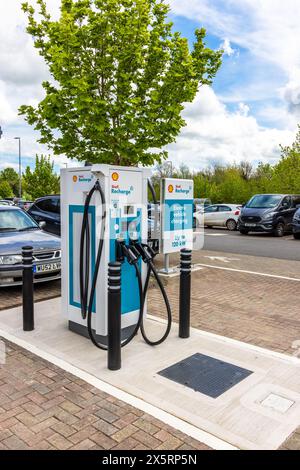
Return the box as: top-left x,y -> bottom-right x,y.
194,204 -> 242,231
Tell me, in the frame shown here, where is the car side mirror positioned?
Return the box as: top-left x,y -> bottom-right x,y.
39,221 -> 46,229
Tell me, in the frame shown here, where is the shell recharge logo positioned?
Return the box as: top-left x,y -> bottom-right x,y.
111,173 -> 134,196
73,175 -> 78,183
174,184 -> 191,196
168,184 -> 174,193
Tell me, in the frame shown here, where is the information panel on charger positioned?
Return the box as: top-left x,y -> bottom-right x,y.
161,178 -> 194,254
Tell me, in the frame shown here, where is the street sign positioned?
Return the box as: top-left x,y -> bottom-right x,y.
160,178 -> 194,254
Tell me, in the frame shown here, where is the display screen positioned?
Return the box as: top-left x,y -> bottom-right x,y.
124,205 -> 135,215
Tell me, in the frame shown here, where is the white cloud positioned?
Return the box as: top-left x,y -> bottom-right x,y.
170,0 -> 300,116
167,86 -> 295,170
0,0 -> 299,172
220,38 -> 236,57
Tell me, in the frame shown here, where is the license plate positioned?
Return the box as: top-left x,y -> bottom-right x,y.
34,262 -> 61,273
245,223 -> 256,227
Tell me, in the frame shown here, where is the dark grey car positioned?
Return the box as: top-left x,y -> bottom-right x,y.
0,205 -> 61,287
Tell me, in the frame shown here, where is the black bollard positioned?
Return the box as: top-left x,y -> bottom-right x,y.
179,249 -> 192,339
22,246 -> 34,332
107,262 -> 122,371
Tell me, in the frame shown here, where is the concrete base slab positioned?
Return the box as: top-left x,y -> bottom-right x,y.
1,297 -> 300,450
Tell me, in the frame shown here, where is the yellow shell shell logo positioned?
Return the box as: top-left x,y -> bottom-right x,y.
73,175 -> 78,183
168,184 -> 174,193
112,172 -> 119,182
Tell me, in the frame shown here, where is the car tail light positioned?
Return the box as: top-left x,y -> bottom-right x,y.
234,210 -> 240,215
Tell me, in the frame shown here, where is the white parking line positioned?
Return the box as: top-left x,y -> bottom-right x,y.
195,263 -> 300,282
205,233 -> 228,237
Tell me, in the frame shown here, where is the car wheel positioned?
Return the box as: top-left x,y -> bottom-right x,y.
274,222 -> 285,237
239,229 -> 249,235
293,233 -> 300,240
226,219 -> 237,231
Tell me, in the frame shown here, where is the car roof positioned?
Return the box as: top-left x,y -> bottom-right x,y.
35,195 -> 60,201
0,205 -> 22,211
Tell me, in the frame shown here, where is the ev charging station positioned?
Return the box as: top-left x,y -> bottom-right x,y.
61,164 -> 190,362
61,165 -> 151,345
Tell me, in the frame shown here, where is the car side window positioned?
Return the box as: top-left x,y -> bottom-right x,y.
205,206 -> 218,213
281,197 -> 292,209
218,206 -> 231,212
292,196 -> 300,208
36,198 -> 58,213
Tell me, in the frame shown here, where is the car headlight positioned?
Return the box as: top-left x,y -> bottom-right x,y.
262,212 -> 276,221
0,255 -> 22,265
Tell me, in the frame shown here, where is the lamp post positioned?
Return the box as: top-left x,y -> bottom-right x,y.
14,137 -> 22,199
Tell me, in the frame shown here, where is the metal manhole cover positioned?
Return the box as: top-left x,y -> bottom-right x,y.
158,353 -> 253,398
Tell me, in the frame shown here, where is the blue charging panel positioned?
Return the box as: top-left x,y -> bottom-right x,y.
109,207 -> 142,315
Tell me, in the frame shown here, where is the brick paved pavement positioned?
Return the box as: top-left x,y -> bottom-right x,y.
149,264 -> 300,356
0,280 -> 61,311
0,339 -> 210,451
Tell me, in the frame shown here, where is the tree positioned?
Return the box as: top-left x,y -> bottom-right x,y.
22,155 -> 60,199
20,0 -> 222,166
0,167 -> 19,195
0,181 -> 14,199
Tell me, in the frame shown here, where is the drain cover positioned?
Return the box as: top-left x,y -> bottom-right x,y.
261,394 -> 294,413
158,353 -> 253,398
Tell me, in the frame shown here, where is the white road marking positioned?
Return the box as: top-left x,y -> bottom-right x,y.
205,233 -> 228,237
195,263 -> 300,282
204,256 -> 240,263
0,328 -> 237,450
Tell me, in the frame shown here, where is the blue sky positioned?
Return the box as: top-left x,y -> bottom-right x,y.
0,0 -> 300,174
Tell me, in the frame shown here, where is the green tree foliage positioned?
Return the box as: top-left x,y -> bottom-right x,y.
22,155 -> 60,199
151,126 -> 300,203
20,0 -> 222,166
0,168 -> 19,195
0,181 -> 14,199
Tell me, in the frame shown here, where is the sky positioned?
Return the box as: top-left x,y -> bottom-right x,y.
0,0 -> 300,174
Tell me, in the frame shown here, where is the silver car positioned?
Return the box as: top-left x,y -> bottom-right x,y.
194,204 -> 242,231
0,205 -> 61,287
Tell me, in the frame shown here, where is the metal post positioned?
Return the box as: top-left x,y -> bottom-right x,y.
179,249 -> 192,338
14,137 -> 22,198
108,262 -> 122,371
22,246 -> 34,332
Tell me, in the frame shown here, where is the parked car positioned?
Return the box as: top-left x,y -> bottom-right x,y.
28,195 -> 61,236
194,204 -> 241,231
292,207 -> 300,240
0,200 -> 15,206
16,200 -> 33,211
239,194 -> 300,237
0,205 -> 61,287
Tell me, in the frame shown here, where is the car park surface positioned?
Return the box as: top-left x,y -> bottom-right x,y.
201,227 -> 299,261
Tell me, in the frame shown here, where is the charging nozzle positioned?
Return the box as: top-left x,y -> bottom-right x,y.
130,241 -> 155,264
116,239 -> 139,265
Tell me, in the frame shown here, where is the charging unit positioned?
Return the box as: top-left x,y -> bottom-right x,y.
61,164 -> 150,344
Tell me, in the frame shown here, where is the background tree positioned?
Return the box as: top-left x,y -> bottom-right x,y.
0,181 -> 14,199
20,0 -> 222,166
0,168 -> 19,196
22,155 -> 60,199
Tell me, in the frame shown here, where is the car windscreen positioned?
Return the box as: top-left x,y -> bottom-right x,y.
0,210 -> 38,232
246,195 -> 282,209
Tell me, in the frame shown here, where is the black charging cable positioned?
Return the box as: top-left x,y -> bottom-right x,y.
80,183 -> 144,350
